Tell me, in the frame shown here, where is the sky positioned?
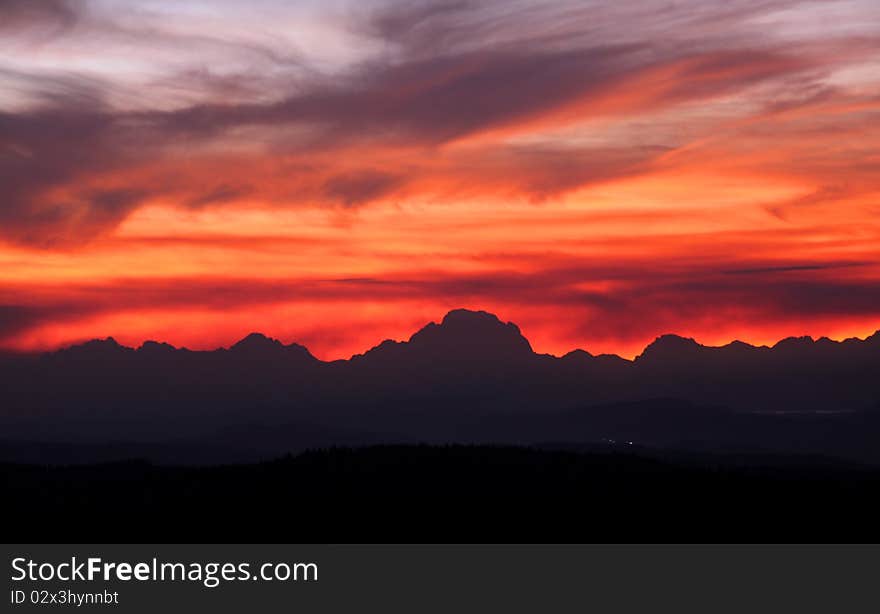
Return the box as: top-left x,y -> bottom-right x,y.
1,0 -> 879,359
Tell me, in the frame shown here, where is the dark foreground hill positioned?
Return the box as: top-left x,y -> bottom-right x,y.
6,445 -> 880,542
2,309 -> 880,464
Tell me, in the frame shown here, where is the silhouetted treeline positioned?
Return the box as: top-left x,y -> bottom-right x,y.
6,445 -> 880,542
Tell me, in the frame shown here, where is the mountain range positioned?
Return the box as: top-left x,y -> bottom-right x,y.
2,309 -> 879,464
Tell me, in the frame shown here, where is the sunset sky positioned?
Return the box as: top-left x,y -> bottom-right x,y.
1,0 -> 879,358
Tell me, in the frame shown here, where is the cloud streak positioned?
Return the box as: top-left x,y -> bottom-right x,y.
2,0 -> 877,244
3,254 -> 879,355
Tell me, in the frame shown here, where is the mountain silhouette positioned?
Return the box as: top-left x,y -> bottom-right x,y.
353,309 -> 535,374
635,334 -> 705,368
2,308 -> 880,464
229,332 -> 317,364
55,336 -> 133,360
138,340 -> 177,355
407,309 -> 533,358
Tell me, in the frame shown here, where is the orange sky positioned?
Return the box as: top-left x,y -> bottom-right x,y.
1,0 -> 879,358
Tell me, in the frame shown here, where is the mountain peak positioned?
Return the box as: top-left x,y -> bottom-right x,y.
230,332 -> 284,352
410,309 -> 533,356
228,332 -> 317,363
772,336 -> 815,351
138,340 -> 177,354
562,349 -> 594,361
440,308 -> 504,326
357,309 -> 534,364
636,334 -> 701,363
722,340 -> 757,350
56,336 -> 130,358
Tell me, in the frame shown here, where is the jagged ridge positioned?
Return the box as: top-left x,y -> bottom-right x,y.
48,308 -> 880,364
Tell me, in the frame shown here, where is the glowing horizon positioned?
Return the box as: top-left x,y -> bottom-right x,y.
13,305 -> 880,365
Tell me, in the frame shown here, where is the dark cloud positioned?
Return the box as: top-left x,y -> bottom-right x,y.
0,304 -> 39,338
0,0 -> 871,245
764,185 -> 850,220
0,104 -> 143,246
0,0 -> 78,33
3,256 -> 880,346
322,170 -> 404,207
482,145 -> 654,201
186,184 -> 254,208
723,262 -> 869,275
